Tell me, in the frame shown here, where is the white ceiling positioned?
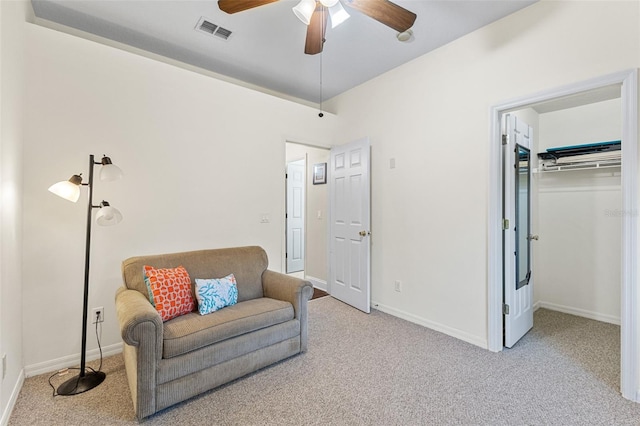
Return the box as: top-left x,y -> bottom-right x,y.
31,0 -> 537,103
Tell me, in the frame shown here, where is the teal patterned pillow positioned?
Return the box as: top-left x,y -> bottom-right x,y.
143,274 -> 155,307
195,274 -> 239,315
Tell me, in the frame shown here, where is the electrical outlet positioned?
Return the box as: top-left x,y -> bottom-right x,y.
92,307 -> 104,324
394,280 -> 402,292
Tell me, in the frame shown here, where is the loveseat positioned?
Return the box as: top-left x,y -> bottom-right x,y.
115,246 -> 313,419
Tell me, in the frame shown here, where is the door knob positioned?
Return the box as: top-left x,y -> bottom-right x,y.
359,230 -> 370,237
528,234 -> 539,241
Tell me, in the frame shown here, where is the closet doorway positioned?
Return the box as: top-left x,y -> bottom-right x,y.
284,142 -> 331,291
514,95 -> 622,325
488,69 -> 639,401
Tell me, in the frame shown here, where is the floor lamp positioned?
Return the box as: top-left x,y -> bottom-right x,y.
48,154 -> 123,395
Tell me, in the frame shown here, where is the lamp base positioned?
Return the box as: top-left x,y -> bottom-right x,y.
57,370 -> 106,396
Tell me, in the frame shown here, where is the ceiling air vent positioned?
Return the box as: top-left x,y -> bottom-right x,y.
195,17 -> 233,41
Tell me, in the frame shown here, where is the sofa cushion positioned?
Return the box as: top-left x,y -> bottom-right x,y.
162,297 -> 294,359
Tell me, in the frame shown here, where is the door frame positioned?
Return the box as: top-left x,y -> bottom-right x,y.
487,69 -> 639,401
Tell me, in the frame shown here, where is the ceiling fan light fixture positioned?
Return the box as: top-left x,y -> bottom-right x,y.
329,2 -> 350,28
292,0 -> 316,25
397,28 -> 414,42
319,0 -> 339,7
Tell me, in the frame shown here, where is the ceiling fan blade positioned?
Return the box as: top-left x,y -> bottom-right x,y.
218,0 -> 279,14
305,3 -> 328,55
344,0 -> 416,32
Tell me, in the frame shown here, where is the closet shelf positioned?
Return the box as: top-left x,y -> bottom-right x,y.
536,140 -> 621,174
534,160 -> 621,173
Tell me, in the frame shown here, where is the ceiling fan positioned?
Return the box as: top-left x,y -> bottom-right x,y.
217,0 -> 417,55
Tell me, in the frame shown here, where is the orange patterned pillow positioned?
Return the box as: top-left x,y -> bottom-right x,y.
143,265 -> 195,322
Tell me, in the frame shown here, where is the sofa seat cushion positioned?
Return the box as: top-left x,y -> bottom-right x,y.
162,297 -> 294,359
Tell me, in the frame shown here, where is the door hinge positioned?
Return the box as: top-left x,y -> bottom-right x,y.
503,304 -> 510,315
502,134 -> 508,145
502,218 -> 509,230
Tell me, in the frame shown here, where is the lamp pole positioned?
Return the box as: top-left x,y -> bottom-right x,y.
57,154 -> 106,395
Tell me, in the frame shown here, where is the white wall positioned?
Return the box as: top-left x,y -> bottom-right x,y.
21,23 -> 337,371
0,0 -> 31,423
535,99 -> 622,323
326,0 -> 639,347
285,143 -> 330,286
540,99 -> 622,149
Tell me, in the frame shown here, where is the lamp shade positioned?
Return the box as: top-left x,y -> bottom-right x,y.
329,2 -> 349,28
292,0 -> 316,25
319,0 -> 338,7
96,201 -> 123,226
48,174 -> 82,202
99,156 -> 124,181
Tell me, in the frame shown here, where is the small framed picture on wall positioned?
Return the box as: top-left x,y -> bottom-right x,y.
313,163 -> 327,185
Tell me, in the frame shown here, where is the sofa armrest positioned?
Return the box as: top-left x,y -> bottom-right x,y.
262,270 -> 313,317
115,287 -> 164,419
116,287 -> 163,352
262,270 -> 313,352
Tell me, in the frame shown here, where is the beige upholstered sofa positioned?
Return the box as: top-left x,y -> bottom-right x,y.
115,246 -> 313,419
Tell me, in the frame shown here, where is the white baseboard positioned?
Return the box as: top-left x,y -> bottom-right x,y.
535,300 -> 620,325
24,343 -> 123,378
306,275 -> 327,292
371,300 -> 487,349
0,369 -> 24,426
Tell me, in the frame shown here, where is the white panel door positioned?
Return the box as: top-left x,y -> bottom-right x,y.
329,137 -> 371,313
504,114 -> 534,348
286,159 -> 305,273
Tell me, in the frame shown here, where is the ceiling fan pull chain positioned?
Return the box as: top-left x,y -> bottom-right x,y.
318,5 -> 324,118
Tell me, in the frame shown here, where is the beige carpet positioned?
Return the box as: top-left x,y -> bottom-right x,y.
9,297 -> 640,425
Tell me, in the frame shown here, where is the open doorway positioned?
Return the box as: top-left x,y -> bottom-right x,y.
285,142 -> 331,291
503,96 -> 623,348
522,97 -> 622,319
488,69 -> 639,401
505,98 -> 624,351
